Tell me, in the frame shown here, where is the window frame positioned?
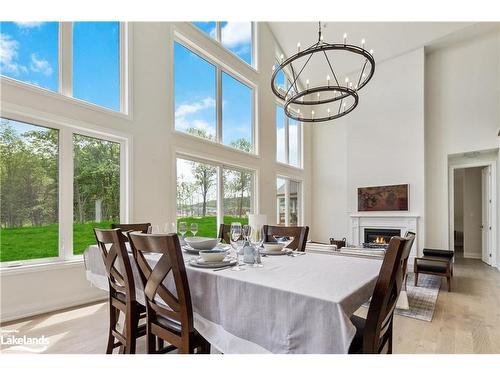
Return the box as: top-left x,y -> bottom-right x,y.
192,21 -> 256,69
172,34 -> 257,155
275,102 -> 303,169
0,109 -> 131,269
0,22 -> 130,116
175,152 -> 257,234
276,175 -> 303,226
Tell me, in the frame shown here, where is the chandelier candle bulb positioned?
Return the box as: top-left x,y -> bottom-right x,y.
327,75 -> 331,85
297,42 -> 301,52
361,38 -> 366,48
369,49 -> 374,55
343,33 -> 347,44
306,79 -> 310,89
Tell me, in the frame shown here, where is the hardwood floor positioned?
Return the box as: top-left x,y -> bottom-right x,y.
1,256 -> 499,354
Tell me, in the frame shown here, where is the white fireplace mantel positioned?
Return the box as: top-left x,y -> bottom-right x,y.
349,212 -> 420,263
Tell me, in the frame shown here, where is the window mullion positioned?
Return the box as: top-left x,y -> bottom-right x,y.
284,179 -> 290,226
217,165 -> 223,232
216,67 -> 222,144
60,22 -> 73,98
59,128 -> 74,260
285,115 -> 290,165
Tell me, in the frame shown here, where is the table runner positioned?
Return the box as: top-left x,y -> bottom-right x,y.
84,245 -> 382,353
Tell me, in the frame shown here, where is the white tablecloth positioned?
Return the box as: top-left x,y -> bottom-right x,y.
84,245 -> 382,353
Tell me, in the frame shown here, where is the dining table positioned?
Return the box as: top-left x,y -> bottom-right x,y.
83,243 -> 383,354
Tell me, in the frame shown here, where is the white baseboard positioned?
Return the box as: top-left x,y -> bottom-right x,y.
1,290 -> 107,323
463,253 -> 482,259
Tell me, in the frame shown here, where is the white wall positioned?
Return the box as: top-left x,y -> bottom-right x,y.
425,27 -> 500,250
311,48 -> 426,256
0,22 -> 312,321
463,167 -> 483,258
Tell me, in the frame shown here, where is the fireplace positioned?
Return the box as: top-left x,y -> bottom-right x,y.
363,228 -> 401,249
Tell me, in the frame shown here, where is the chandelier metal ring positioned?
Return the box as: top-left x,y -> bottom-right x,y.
271,44 -> 375,105
284,85 -> 359,123
271,22 -> 376,122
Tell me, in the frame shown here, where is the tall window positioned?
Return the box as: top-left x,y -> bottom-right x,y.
276,177 -> 302,226
0,117 -> 126,265
192,21 -> 253,66
0,22 -> 125,113
223,166 -> 253,225
174,41 -> 254,153
174,42 -> 216,140
73,134 -> 121,255
0,118 -> 59,262
73,22 -> 120,111
0,22 -> 59,91
221,72 -> 253,150
176,157 -> 253,237
276,104 -> 301,167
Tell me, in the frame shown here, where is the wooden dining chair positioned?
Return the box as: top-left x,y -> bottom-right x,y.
94,228 -> 146,354
348,235 -> 411,354
401,231 -> 415,290
262,225 -> 309,252
127,232 -> 210,354
217,224 -> 231,244
111,223 -> 151,240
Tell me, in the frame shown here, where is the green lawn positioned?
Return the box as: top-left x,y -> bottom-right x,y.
0,216 -> 248,262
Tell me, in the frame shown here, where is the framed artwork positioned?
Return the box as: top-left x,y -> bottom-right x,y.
358,184 -> 409,211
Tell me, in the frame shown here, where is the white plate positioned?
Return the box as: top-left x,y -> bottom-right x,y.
260,248 -> 293,256
183,244 -> 230,254
188,258 -> 237,269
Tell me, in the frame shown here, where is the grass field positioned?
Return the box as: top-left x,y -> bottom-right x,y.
0,216 -> 248,262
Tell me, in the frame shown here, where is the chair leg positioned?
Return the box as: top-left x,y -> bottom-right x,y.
387,323 -> 393,354
414,272 -> 419,287
156,337 -> 164,352
147,331 -> 156,354
124,312 -> 137,354
106,305 -> 118,354
447,276 -> 451,292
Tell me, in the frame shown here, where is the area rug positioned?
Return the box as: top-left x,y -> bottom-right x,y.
363,273 -> 441,322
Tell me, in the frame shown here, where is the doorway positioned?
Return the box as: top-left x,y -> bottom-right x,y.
452,165 -> 493,264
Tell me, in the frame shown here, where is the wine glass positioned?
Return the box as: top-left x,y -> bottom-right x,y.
230,222 -> 243,271
242,224 -> 252,241
152,224 -> 160,234
178,221 -> 187,238
190,223 -> 198,237
250,226 -> 264,268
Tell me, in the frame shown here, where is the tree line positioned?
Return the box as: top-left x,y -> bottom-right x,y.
176,128 -> 252,218
0,119 -> 120,228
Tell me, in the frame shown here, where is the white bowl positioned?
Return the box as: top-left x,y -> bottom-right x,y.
199,249 -> 227,262
263,242 -> 285,252
184,237 -> 220,250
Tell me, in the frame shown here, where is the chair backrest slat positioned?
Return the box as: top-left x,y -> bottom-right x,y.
363,235 -> 411,353
128,233 -> 194,336
111,223 -> 151,241
262,225 -> 309,252
94,228 -> 136,303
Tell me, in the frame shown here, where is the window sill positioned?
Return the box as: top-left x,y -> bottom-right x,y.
1,76 -> 132,121
0,258 -> 85,276
172,129 -> 261,160
276,161 -> 304,171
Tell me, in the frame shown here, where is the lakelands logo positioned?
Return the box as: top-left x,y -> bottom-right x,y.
0,329 -> 49,353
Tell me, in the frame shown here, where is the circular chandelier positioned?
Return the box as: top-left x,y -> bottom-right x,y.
271,22 -> 375,123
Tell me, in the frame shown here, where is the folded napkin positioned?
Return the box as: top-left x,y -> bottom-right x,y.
305,242 -> 338,254
339,247 -> 385,258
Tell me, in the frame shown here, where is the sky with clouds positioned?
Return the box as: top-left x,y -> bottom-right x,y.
174,23 -> 253,148
0,21 -> 119,110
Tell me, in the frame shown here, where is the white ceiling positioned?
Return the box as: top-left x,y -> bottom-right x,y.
267,22 -> 476,85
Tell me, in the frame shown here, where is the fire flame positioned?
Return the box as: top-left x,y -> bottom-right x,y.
373,236 -> 386,244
